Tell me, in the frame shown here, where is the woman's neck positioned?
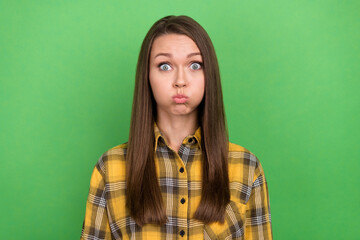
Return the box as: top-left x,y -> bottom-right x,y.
156,111 -> 198,153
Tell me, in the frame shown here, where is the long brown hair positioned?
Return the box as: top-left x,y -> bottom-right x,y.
126,15 -> 229,226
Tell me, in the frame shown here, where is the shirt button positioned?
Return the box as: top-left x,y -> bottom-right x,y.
180,198 -> 186,204
179,167 -> 184,173
179,230 -> 185,237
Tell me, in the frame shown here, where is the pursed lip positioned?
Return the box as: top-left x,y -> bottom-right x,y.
172,94 -> 188,104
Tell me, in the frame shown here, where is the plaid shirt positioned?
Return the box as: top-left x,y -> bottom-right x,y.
81,125 -> 272,240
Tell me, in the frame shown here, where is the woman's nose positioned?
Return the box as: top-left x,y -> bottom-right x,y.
174,68 -> 187,88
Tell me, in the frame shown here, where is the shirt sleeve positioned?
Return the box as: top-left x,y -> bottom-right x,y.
244,167 -> 273,239
80,165 -> 113,240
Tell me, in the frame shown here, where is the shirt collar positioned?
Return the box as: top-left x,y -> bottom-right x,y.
154,122 -> 202,151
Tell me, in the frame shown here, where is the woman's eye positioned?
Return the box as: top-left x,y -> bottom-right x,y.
190,62 -> 202,70
159,63 -> 172,71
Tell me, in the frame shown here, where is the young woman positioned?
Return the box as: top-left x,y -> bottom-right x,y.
81,15 -> 272,240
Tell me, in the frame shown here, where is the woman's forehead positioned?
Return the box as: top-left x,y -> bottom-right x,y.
150,34 -> 201,59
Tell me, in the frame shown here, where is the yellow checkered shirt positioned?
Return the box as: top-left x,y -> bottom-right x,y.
81,125 -> 272,239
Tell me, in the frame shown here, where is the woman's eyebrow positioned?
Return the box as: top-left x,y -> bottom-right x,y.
154,52 -> 201,58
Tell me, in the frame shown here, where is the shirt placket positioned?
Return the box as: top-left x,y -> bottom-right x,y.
157,133 -> 197,240
175,146 -> 189,240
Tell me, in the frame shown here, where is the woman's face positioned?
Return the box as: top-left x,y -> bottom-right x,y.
149,34 -> 205,118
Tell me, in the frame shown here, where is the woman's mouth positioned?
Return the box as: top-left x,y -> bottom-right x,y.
173,94 -> 188,104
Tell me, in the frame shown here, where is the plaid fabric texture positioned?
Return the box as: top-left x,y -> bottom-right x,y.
81,124 -> 272,239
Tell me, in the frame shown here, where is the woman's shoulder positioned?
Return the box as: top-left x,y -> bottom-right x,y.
228,141 -> 258,160
228,142 -> 251,153
100,142 -> 129,161
106,142 -> 129,154
227,142 -> 265,179
93,142 -> 129,180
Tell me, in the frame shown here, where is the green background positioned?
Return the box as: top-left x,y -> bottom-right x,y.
1,0 -> 359,239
